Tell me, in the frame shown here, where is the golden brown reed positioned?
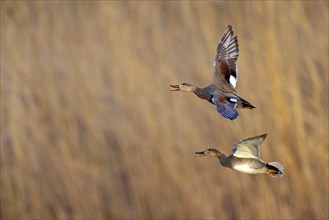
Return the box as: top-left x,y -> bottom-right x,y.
1,1 -> 328,219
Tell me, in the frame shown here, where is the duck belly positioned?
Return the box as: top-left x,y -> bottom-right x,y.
232,164 -> 266,174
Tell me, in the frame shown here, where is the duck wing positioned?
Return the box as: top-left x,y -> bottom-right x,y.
216,104 -> 239,120
212,25 -> 239,88
211,94 -> 239,120
231,134 -> 267,159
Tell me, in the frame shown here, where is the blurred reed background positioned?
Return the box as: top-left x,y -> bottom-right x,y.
1,1 -> 328,219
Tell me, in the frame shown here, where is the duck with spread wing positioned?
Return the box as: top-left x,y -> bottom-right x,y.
195,134 -> 284,178
170,25 -> 256,120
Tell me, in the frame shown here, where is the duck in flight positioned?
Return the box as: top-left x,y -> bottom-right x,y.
195,134 -> 284,178
170,25 -> 256,120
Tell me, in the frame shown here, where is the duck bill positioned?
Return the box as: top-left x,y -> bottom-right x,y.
195,151 -> 206,157
170,84 -> 180,91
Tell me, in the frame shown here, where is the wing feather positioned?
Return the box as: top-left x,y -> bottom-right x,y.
213,95 -> 239,120
231,134 -> 267,159
212,25 -> 239,88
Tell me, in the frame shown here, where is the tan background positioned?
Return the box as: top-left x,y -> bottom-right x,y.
1,1 -> 328,219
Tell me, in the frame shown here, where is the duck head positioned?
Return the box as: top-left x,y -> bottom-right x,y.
195,148 -> 221,157
170,83 -> 197,92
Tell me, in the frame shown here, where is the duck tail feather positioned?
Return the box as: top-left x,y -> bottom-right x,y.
238,97 -> 256,109
266,162 -> 284,178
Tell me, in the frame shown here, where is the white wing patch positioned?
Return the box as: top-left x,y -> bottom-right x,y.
211,97 -> 216,104
229,75 -> 237,88
229,98 -> 237,103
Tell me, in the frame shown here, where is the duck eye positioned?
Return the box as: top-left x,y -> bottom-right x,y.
182,83 -> 186,85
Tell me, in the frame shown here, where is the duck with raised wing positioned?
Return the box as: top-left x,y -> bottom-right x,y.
195,134 -> 284,177
170,25 -> 256,120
